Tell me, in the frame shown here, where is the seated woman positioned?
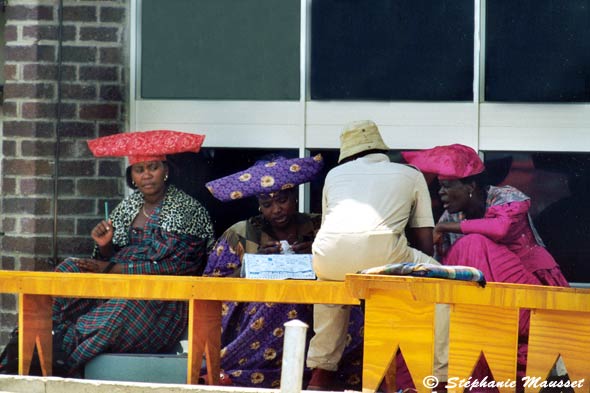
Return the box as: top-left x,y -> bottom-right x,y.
204,155 -> 363,390
402,144 -> 569,387
51,130 -> 214,377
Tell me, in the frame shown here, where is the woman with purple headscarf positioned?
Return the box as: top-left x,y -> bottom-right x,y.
203,155 -> 363,389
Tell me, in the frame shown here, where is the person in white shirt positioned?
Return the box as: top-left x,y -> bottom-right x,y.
306,120 -> 439,390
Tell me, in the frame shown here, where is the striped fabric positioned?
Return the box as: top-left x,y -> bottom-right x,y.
51,188 -> 211,377
359,262 -> 486,287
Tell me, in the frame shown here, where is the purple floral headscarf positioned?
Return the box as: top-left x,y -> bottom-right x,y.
206,155 -> 324,202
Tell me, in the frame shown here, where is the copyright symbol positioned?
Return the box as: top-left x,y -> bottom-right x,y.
423,375 -> 439,389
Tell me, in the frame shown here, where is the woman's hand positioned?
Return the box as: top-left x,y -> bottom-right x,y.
291,239 -> 312,254
258,241 -> 281,254
433,225 -> 444,256
91,220 -> 113,247
74,258 -> 114,273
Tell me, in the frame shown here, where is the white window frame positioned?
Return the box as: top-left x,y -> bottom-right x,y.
129,0 -> 590,154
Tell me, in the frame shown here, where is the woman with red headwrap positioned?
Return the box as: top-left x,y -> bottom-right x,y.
51,130 -> 214,377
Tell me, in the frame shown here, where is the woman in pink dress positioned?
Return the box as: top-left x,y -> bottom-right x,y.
402,144 -> 568,391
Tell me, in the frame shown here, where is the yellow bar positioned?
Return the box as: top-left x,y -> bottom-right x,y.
0,270 -> 359,305
346,274 -> 590,312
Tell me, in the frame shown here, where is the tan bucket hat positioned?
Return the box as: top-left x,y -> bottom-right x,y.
338,120 -> 390,163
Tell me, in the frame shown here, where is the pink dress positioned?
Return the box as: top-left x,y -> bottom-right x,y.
437,185 -> 568,391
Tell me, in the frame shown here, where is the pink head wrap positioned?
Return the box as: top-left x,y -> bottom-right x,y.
401,144 -> 485,180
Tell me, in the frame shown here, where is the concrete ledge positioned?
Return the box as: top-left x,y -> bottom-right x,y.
0,375 -> 281,393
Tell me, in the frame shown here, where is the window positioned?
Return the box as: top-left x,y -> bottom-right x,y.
140,0 -> 300,100
311,0 -> 474,100
485,0 -> 590,102
484,151 -> 590,283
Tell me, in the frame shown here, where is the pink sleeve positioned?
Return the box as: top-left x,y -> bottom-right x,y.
459,200 -> 531,242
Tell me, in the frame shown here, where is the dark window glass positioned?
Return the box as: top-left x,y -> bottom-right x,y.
485,0 -> 590,102
484,151 -> 590,283
310,0 -> 474,101
309,149 -> 590,283
141,0 -> 300,100
167,148 -> 298,238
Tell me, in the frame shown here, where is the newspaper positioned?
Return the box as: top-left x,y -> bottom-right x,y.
242,253 -> 316,280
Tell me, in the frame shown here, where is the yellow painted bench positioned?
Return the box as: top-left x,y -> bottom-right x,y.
0,270 -> 359,386
345,274 -> 590,393
3,270 -> 590,392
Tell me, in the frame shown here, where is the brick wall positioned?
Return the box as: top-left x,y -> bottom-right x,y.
0,0 -> 128,345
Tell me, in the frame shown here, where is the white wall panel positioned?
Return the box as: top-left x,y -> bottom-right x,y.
479,104 -> 590,151
304,102 -> 478,149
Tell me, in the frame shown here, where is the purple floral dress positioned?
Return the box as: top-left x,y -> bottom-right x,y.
203,213 -> 364,389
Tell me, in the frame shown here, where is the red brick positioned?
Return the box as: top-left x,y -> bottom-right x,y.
99,47 -> 122,64
23,25 -> 76,41
57,121 -> 96,137
5,45 -> 55,62
100,84 -> 123,101
56,198 -> 95,215
100,6 -> 126,23
98,123 -> 121,136
2,102 -> 17,117
6,5 -> 54,21
80,26 -> 119,42
57,140 -> 78,158
61,83 -> 97,100
80,104 -> 119,120
57,236 -> 94,256
20,217 -> 55,234
2,178 -> 16,195
2,198 -> 52,215
3,121 -> 55,138
2,159 -> 53,176
58,160 -> 95,177
2,140 -> 16,156
20,178 -> 75,196
23,64 -> 76,81
77,218 -> 100,237
80,66 -> 118,81
21,140 -> 55,157
63,6 -> 97,22
25,259 -> 55,273
78,178 -> 121,197
4,83 -> 55,100
19,178 -> 54,195
98,160 -> 124,177
2,235 -> 53,254
2,218 -> 16,233
4,64 -> 17,81
4,25 -> 17,42
22,102 -> 76,119
20,217 -> 76,235
62,45 -> 96,63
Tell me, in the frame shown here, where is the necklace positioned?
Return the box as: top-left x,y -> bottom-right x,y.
142,205 -> 154,218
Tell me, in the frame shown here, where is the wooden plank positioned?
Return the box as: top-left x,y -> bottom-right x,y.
0,271 -> 359,305
363,289 -> 435,393
346,274 -> 590,312
527,309 -> 590,390
448,304 -> 518,391
187,299 -> 221,385
19,294 -> 52,376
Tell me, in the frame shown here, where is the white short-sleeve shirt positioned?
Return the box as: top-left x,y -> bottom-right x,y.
312,153 -> 437,280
